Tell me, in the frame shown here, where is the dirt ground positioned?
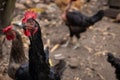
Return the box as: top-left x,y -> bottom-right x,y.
44,18 -> 119,80
0,0 -> 120,80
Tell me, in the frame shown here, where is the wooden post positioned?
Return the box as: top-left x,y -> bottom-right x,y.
0,0 -> 16,58
2,0 -> 16,28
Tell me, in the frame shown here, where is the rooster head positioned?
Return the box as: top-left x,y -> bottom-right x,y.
22,10 -> 37,23
2,25 -> 16,40
22,10 -> 38,37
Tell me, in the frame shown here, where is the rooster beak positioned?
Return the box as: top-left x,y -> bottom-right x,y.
12,22 -> 26,30
21,23 -> 26,30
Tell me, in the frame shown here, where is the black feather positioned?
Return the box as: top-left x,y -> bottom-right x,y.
65,10 -> 104,38
107,53 -> 120,80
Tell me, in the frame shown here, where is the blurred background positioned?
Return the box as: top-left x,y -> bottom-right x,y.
0,0 -> 120,80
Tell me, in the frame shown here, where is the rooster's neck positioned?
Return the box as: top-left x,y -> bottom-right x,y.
28,21 -> 50,80
9,31 -> 27,63
28,20 -> 47,65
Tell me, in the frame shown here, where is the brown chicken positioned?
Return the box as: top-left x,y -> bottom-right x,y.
2,25 -> 28,79
55,0 -> 86,12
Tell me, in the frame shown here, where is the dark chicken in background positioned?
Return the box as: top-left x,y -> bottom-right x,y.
2,25 -> 28,79
61,0 -> 104,49
15,11 -> 66,80
107,53 -> 120,80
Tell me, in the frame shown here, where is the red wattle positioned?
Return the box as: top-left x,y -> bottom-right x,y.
24,29 -> 31,37
6,35 -> 15,40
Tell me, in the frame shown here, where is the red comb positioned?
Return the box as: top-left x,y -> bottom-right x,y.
3,25 -> 13,33
22,10 -> 37,23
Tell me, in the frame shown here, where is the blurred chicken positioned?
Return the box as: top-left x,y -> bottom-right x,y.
2,25 -> 28,79
61,0 -> 104,49
107,53 -> 120,80
55,0 -> 87,12
15,10 -> 66,80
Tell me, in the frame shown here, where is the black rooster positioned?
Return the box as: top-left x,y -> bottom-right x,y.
107,53 -> 120,80
2,25 -> 27,79
15,11 -> 66,80
62,0 -> 104,49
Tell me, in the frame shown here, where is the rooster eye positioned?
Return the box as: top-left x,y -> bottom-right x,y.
29,22 -> 35,26
27,19 -> 34,23
25,19 -> 35,27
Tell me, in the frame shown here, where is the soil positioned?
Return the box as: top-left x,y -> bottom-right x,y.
0,0 -> 120,80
